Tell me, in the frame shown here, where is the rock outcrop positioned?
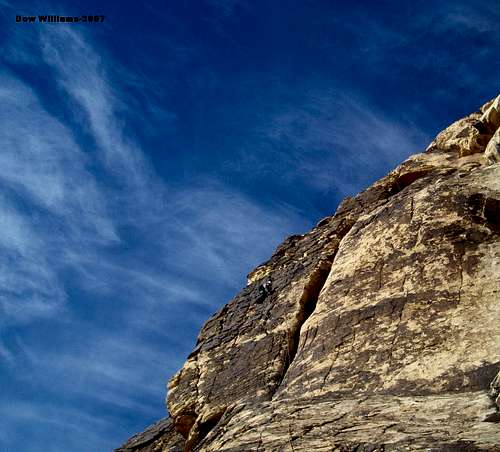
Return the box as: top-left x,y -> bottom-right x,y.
117,97 -> 500,452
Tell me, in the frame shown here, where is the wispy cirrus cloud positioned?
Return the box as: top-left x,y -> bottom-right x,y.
0,25 -> 308,452
423,0 -> 500,34
162,184 -> 305,286
40,27 -> 161,201
236,88 -> 430,197
0,400 -> 115,452
0,73 -> 118,326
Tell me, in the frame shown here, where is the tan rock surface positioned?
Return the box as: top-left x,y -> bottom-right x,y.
117,97 -> 500,452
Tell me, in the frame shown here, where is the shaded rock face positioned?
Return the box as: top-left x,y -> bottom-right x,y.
116,418 -> 184,452
118,97 -> 500,452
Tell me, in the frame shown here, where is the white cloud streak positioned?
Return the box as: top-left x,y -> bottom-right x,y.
0,73 -> 118,326
1,26 -> 308,452
41,28 -> 159,197
253,89 -> 430,196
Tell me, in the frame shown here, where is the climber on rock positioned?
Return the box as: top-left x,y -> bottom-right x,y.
256,277 -> 273,303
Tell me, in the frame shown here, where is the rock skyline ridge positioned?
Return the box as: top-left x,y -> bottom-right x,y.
117,96 -> 500,452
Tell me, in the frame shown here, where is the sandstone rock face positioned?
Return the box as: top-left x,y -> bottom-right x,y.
117,98 -> 500,452
116,418 -> 184,452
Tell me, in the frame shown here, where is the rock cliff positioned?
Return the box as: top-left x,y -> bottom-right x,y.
117,97 -> 500,452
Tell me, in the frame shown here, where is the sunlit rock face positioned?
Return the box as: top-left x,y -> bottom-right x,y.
117,97 -> 500,452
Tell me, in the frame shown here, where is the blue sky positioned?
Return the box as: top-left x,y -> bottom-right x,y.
0,1 -> 499,451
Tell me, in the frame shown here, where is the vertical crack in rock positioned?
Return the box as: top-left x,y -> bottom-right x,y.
184,406 -> 226,452
272,258 -> 334,396
169,360 -> 199,440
